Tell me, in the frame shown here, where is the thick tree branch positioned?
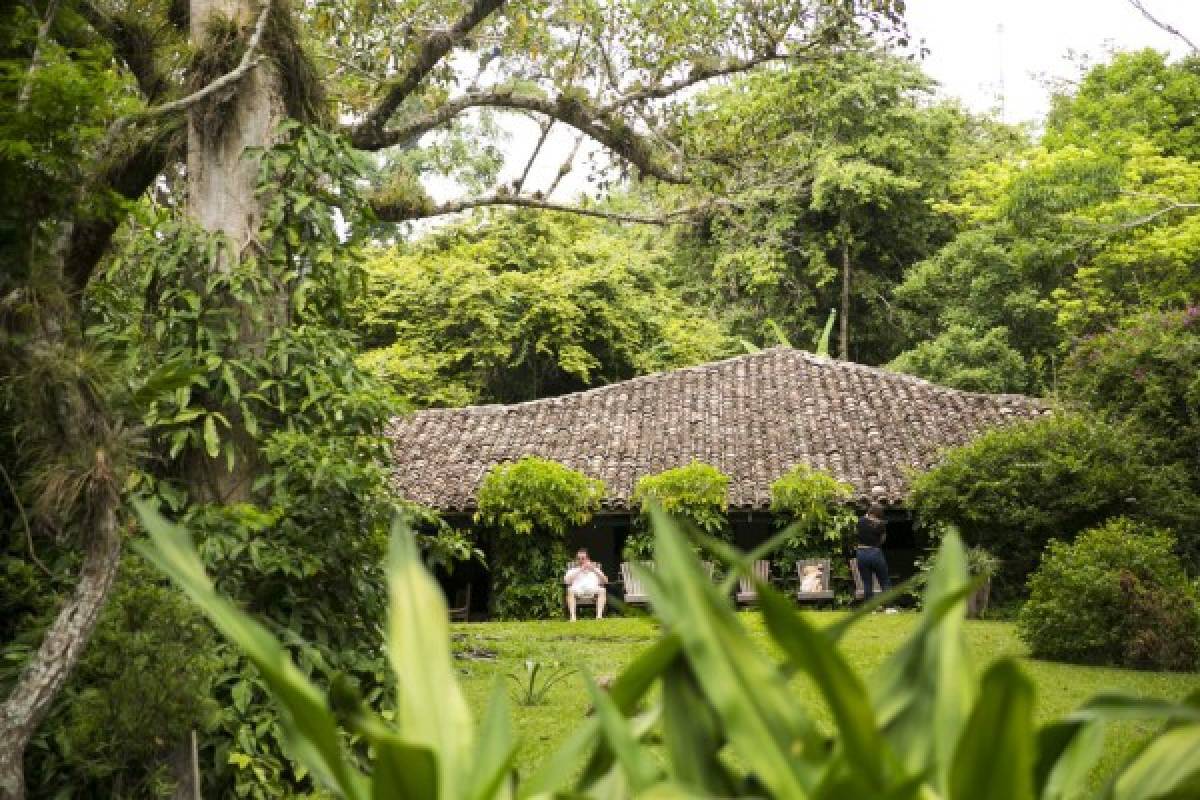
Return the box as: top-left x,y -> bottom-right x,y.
1128,0 -> 1199,54
77,0 -> 172,102
596,51 -> 790,114
0,465 -> 121,800
109,1 -> 271,134
514,119 -> 554,195
65,130 -> 177,295
373,193 -> 718,225
351,0 -> 507,148
1111,201 -> 1200,230
356,89 -> 686,182
545,133 -> 584,197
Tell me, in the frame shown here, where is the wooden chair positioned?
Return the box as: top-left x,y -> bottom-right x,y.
848,558 -> 883,601
620,561 -> 654,606
448,584 -> 471,622
795,558 -> 836,605
563,562 -> 601,615
736,559 -> 772,605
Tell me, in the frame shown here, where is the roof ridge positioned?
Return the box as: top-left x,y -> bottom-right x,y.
389,347 -> 1042,420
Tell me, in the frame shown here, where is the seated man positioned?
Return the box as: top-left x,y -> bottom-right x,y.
564,548 -> 607,621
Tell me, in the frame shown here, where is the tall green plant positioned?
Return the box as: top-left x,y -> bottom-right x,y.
475,457 -> 604,619
135,501 -> 1200,799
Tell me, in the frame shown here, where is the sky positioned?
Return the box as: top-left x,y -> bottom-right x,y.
907,0 -> 1200,125
427,0 -> 1200,208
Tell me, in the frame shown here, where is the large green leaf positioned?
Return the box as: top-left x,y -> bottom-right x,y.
133,500 -> 369,800
368,732 -> 439,800
385,520 -> 473,797
522,635 -> 681,797
948,659 -> 1035,800
1111,724 -> 1200,800
1035,719 -> 1104,800
585,672 -> 662,792
575,630 -> 682,789
647,507 -> 819,797
466,682 -> 518,800
758,582 -> 894,794
873,531 -> 974,791
660,657 -> 737,795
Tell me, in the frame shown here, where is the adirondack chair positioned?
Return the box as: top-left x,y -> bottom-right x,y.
795,558 -> 835,605
448,584 -> 471,622
736,559 -> 772,605
619,561 -> 654,606
848,558 -> 883,601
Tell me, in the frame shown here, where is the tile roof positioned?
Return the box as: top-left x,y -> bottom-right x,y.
385,348 -> 1046,512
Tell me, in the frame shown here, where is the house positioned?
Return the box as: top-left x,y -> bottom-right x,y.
386,348 -> 1045,609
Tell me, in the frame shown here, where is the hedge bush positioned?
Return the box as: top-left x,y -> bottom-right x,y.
910,412 -> 1200,599
1018,518 -> 1200,671
476,457 -> 604,619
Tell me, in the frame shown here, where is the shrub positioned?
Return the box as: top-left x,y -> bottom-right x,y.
137,501 -> 1200,800
476,457 -> 604,619
768,464 -> 856,576
24,559 -> 221,797
911,412 -> 1200,599
1062,308 -> 1200,480
628,461 -> 730,557
1018,518 -> 1200,671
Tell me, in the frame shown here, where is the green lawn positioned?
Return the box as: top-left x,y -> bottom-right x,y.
450,612 -> 1197,784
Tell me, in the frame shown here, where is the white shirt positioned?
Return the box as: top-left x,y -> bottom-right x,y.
565,564 -> 601,593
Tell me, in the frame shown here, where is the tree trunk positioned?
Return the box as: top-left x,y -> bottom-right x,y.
0,489 -> 121,800
839,236 -> 850,361
185,0 -> 286,504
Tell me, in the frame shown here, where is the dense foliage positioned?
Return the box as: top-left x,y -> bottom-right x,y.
353,213 -> 731,407
664,48 -> 1019,362
910,413 -> 1200,599
138,503 -> 1200,800
475,457 -> 604,620
1019,519 -> 1200,671
1062,308 -> 1200,481
8,562 -> 219,798
890,50 -> 1200,393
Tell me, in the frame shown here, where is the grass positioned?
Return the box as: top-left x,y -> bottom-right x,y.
451,612 -> 1198,783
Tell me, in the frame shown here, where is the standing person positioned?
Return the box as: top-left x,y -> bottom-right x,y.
564,548 -> 607,621
856,503 -> 893,608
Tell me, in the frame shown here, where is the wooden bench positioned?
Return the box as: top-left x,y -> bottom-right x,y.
615,560 -> 718,608
735,559 -> 772,605
619,560 -> 655,606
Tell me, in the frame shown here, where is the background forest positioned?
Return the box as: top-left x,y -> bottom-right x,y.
2,0 -> 1199,796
